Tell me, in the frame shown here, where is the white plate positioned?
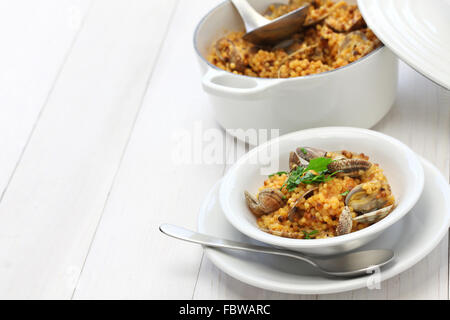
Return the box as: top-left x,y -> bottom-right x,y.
358,0 -> 450,90
198,157 -> 450,294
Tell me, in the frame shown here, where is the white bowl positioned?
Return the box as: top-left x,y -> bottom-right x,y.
194,0 -> 398,141
219,127 -> 424,256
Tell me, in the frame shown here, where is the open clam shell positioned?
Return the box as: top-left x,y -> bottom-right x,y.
352,205 -> 394,224
345,182 -> 387,213
297,147 -> 327,162
288,187 -> 317,222
289,147 -> 327,170
289,150 -> 309,170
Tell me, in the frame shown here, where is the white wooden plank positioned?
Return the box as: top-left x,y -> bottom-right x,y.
0,0 -> 92,196
193,254 -> 316,299
0,0 -> 177,299
72,0 -> 227,300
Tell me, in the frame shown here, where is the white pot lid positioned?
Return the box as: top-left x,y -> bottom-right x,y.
358,0 -> 450,90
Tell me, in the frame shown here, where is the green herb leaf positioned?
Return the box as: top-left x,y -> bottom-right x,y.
303,230 -> 319,239
301,148 -> 308,155
306,157 -> 333,173
280,157 -> 340,191
340,190 -> 349,196
281,166 -> 306,191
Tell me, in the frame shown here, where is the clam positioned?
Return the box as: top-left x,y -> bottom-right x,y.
324,4 -> 365,33
289,147 -> 327,170
244,188 -> 285,217
344,182 -> 394,225
353,205 -> 393,224
289,150 -> 309,170
287,187 -> 317,222
337,31 -> 375,61
297,147 -> 327,162
336,206 -> 353,236
327,15 -> 365,33
344,182 -> 386,213
303,1 -> 345,27
327,158 -> 371,177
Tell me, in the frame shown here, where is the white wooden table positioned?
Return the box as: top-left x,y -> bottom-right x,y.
0,0 -> 448,299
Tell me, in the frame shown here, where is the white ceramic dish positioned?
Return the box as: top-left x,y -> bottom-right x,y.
219,127 -> 424,255
199,157 -> 450,294
358,0 -> 450,90
194,0 -> 398,140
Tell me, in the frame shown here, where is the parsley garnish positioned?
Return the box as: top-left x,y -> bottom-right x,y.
303,230 -> 318,239
304,157 -> 332,172
340,191 -> 349,196
280,157 -> 340,191
301,148 -> 308,155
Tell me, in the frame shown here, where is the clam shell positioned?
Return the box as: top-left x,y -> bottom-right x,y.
244,188 -> 285,217
289,147 -> 327,170
289,151 -> 309,170
336,206 -> 353,236
328,158 -> 371,177
345,183 -> 387,213
352,205 -> 394,224
296,147 -> 327,162
288,187 -> 317,222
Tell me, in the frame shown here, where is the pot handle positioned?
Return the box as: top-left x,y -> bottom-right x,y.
202,68 -> 281,97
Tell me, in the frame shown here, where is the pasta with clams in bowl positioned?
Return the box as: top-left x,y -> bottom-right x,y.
245,147 -> 395,239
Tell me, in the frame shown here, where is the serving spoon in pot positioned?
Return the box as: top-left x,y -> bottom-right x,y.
231,0 -> 310,46
160,224 -> 394,278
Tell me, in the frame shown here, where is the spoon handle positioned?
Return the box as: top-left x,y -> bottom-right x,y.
159,224 -> 317,267
230,0 -> 269,31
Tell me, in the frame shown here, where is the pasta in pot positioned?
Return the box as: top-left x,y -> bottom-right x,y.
208,0 -> 381,78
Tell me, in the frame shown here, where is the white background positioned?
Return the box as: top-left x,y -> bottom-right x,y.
0,0 -> 448,299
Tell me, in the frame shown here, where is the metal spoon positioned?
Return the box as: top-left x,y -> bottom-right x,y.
159,224 -> 394,278
230,0 -> 310,46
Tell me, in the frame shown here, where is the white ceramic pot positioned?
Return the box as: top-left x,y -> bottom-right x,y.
194,0 -> 398,140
